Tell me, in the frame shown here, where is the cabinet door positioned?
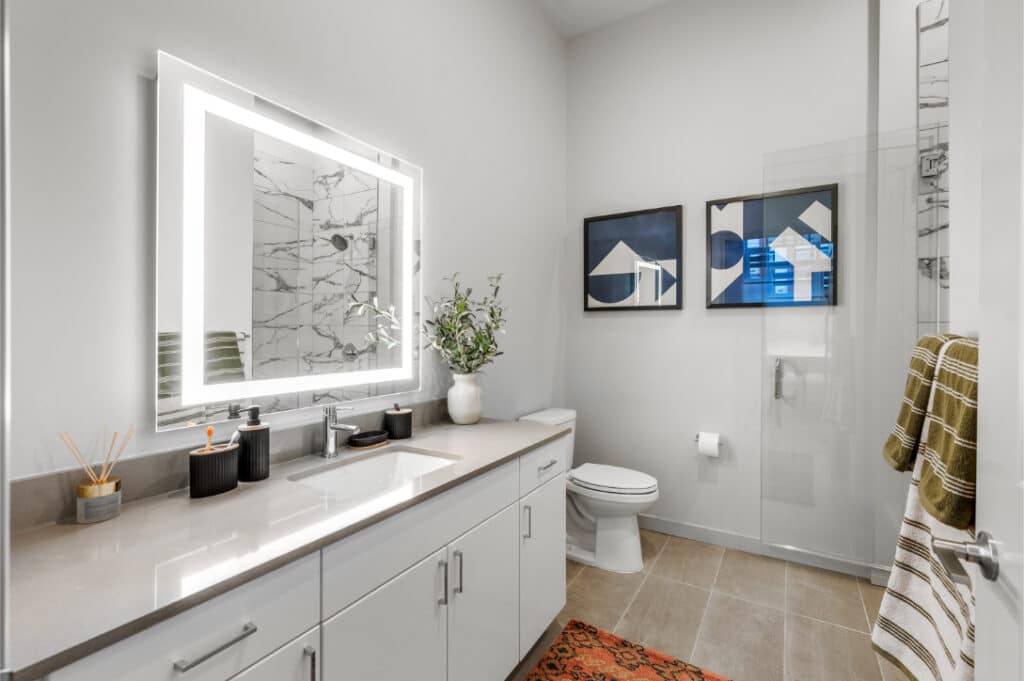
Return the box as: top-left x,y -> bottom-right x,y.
322,547 -> 447,681
519,474 -> 566,658
448,505 -> 520,681
228,628 -> 318,681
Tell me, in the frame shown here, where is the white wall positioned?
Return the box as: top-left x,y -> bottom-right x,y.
9,0 -> 566,478
561,0 -> 872,542
948,0 -> 983,334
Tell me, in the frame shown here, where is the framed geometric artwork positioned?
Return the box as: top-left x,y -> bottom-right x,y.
584,205 -> 683,311
706,184 -> 838,308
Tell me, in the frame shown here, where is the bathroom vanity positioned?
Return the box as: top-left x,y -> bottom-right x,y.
10,420 -> 569,681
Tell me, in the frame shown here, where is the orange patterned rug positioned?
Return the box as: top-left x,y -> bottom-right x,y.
526,620 -> 730,681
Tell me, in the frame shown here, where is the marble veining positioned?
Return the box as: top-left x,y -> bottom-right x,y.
251,134 -> 393,405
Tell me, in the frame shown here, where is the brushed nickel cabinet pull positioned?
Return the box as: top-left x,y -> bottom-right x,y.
454,549 -> 465,594
438,560 -> 449,605
303,645 -> 317,681
523,505 -> 533,539
538,459 -> 558,473
173,622 -> 257,672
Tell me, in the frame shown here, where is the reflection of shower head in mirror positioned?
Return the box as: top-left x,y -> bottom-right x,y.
330,234 -> 349,252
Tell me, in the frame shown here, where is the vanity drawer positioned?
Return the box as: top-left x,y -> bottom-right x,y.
48,553 -> 319,681
519,438 -> 566,496
322,459 -> 518,619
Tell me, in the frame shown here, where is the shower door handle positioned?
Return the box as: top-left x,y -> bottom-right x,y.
774,357 -> 784,400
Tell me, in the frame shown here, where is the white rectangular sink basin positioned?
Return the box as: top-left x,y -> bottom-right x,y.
292,449 -> 457,499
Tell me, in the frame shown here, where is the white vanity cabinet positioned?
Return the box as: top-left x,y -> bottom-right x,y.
226,628 -> 319,681
321,548 -> 449,681
46,554 -> 320,681
40,434 -> 569,681
447,504 -> 520,681
519,474 -> 567,659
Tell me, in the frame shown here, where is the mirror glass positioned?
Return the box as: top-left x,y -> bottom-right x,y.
156,53 -> 421,430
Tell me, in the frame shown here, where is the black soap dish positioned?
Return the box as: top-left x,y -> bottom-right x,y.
348,430 -> 388,449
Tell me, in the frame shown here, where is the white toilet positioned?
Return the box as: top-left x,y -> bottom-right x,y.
519,408 -> 659,574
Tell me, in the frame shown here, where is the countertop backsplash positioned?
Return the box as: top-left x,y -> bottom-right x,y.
11,398 -> 448,532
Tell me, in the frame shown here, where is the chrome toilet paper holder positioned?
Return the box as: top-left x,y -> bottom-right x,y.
693,434 -> 726,446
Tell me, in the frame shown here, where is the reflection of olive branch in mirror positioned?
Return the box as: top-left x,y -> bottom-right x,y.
350,273 -> 506,374
348,295 -> 401,350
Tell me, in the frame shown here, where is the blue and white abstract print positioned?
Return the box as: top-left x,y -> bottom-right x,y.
585,206 -> 682,310
707,185 -> 837,308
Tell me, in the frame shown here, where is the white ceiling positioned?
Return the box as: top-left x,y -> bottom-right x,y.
538,0 -> 676,38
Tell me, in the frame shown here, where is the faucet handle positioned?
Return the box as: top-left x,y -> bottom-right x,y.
322,404 -> 355,421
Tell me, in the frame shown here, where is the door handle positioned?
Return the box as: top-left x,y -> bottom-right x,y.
774,357 -> 784,400
932,531 -> 999,584
523,505 -> 532,539
438,559 -> 449,605
173,622 -> 258,672
453,550 -> 465,594
303,645 -> 317,681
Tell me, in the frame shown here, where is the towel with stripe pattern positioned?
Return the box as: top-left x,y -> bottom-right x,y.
873,338 -> 978,681
883,334 -> 961,472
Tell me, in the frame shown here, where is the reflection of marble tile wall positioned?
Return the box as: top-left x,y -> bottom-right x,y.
251,143 -> 381,409
308,163 -> 380,404
917,0 -> 949,337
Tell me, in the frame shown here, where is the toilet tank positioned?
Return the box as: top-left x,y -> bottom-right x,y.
519,408 -> 576,469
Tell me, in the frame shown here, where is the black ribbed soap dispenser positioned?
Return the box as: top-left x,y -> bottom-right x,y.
237,405 -> 270,482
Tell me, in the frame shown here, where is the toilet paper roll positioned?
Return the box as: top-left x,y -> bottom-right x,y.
697,432 -> 721,457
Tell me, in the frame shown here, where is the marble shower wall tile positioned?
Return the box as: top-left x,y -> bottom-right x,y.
249,140 -> 385,404
917,0 -> 950,327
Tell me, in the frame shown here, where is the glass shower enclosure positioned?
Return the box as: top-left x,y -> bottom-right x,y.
759,133 -> 919,576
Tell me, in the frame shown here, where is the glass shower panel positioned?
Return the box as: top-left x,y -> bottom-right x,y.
760,135 -> 918,567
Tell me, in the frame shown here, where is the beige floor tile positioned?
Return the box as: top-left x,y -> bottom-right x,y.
613,575 -> 710,661
566,558 -> 584,583
787,563 -> 870,632
557,565 -> 645,632
713,550 -> 787,610
640,529 -> 669,570
877,653 -> 913,681
691,592 -> 785,681
786,614 -> 882,681
650,537 -> 725,588
858,580 -> 885,628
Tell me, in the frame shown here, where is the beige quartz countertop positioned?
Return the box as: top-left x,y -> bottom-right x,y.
9,418 -> 569,680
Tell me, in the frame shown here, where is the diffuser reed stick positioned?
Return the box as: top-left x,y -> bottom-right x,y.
59,426 -> 136,485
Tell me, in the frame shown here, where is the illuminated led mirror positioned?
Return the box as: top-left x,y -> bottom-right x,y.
156,53 -> 421,430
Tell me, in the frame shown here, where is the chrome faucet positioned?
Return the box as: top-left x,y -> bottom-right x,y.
322,405 -> 360,458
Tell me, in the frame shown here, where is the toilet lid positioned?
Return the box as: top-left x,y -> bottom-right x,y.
569,463 -> 658,494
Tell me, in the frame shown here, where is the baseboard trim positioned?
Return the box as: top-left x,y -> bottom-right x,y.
639,513 -> 887,581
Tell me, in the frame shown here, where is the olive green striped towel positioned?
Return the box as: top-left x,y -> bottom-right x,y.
884,334 -> 961,472
918,338 -> 978,530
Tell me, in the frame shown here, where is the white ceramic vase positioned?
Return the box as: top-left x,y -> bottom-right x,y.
448,373 -> 482,425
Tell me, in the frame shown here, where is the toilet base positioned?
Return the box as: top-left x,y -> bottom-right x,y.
567,513 -> 645,574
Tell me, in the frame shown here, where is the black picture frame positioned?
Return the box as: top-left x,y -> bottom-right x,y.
583,205 -> 683,312
705,183 -> 839,309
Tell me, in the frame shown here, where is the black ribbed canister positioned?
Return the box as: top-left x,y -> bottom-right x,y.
189,444 -> 240,498
238,425 -> 271,482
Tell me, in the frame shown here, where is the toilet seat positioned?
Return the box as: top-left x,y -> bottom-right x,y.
569,463 -> 658,495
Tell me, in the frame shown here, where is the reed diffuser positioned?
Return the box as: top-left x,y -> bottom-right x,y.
59,425 -> 135,524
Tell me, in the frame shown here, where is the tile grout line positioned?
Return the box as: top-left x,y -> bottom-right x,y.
610,535 -> 669,635
859,580 -> 886,680
566,561 -> 586,590
688,546 -> 726,662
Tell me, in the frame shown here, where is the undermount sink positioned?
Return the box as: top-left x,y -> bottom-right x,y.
290,448 -> 458,500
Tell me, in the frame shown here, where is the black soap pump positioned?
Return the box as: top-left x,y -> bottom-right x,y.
237,405 -> 270,482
